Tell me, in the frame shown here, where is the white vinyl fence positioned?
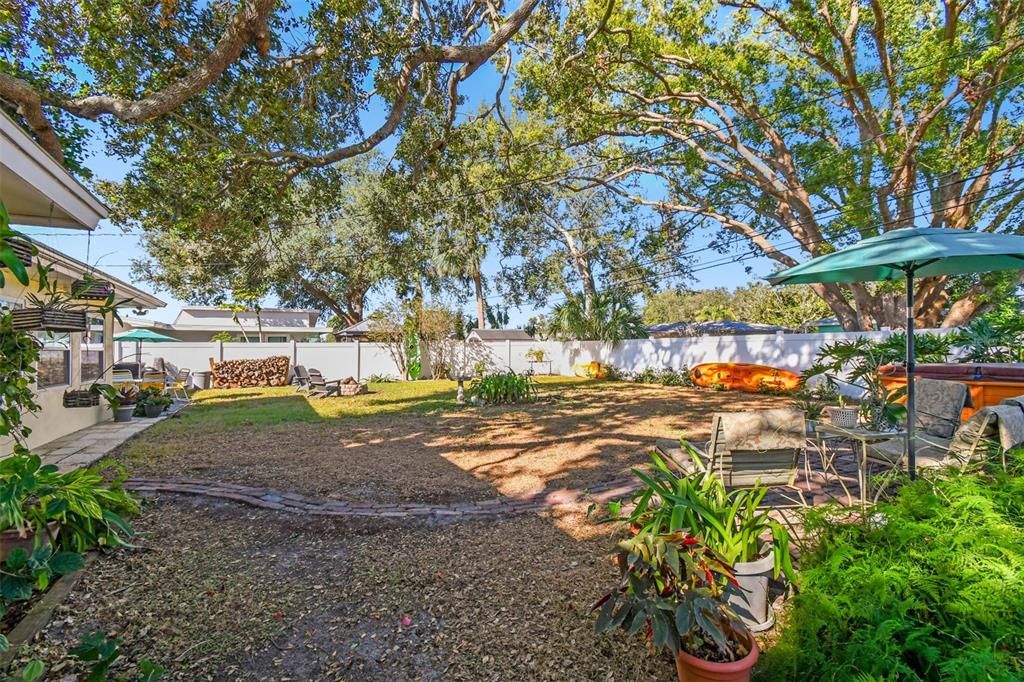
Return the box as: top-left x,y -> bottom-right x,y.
115,328 -> 950,384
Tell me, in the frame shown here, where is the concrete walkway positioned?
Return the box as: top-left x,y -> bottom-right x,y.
36,403 -> 185,471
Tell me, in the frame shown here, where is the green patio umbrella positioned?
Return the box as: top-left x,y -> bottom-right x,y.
114,328 -> 179,366
769,227 -> 1024,477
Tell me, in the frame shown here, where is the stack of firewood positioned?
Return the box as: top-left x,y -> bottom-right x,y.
210,356 -> 290,388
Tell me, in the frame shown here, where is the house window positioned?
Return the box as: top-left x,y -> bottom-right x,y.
267,335 -> 288,343
81,350 -> 103,382
38,350 -> 70,387
35,332 -> 70,388
82,316 -> 104,382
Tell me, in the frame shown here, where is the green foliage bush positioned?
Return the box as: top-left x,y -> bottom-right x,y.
758,457 -> 1024,680
468,370 -> 537,404
627,366 -> 694,387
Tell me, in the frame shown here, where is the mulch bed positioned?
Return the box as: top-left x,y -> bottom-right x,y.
10,496 -> 677,681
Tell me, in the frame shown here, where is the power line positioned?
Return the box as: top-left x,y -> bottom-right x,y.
534,181 -> 1024,309
484,154 -> 1024,302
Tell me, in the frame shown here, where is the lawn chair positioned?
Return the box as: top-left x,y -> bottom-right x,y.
307,368 -> 341,398
168,368 -> 192,402
865,378 -> 974,471
141,369 -> 167,392
292,365 -> 312,393
111,369 -> 136,388
656,408 -> 808,506
868,385 -> 1024,474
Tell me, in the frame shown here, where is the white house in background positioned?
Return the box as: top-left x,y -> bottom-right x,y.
1,110 -> 165,452
118,306 -> 332,342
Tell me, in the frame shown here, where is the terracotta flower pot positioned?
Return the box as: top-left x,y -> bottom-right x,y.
0,521 -> 60,562
675,630 -> 759,682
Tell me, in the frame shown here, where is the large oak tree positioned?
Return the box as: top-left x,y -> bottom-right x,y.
520,0 -> 1024,330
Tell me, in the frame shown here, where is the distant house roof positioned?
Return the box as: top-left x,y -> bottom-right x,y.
335,319 -> 377,338
466,328 -> 534,342
645,320 -> 790,337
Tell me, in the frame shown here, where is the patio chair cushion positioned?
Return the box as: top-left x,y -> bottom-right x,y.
914,378 -> 970,439
715,408 -> 806,451
867,433 -> 953,468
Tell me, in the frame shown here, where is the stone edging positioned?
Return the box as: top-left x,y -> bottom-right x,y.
0,552 -> 97,670
124,477 -> 641,520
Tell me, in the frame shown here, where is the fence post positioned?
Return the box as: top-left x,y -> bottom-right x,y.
355,340 -> 362,382
506,339 -> 512,369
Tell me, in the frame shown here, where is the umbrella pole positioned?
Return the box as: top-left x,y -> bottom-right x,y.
905,270 -> 917,480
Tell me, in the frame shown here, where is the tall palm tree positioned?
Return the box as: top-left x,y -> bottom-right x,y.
432,227 -> 489,329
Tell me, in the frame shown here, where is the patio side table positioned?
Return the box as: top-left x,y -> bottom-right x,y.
812,422 -> 907,510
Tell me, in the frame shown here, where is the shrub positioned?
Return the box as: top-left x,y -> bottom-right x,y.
468,370 -> 537,405
758,463 -> 1024,679
629,366 -> 693,387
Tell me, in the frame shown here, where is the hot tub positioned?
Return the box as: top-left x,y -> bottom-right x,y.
880,363 -> 1024,419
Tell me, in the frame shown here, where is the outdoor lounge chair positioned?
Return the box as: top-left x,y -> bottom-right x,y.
111,369 -> 136,387
141,370 -> 167,392
168,368 -> 192,402
864,378 -> 974,470
655,408 -> 808,505
307,368 -> 341,398
292,365 -> 311,392
867,385 -> 1024,472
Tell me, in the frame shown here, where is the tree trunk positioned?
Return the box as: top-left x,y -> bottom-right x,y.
255,308 -> 264,342
473,271 -> 486,329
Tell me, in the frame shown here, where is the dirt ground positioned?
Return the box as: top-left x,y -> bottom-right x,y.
15,497 -> 676,681
115,381 -> 785,504
10,381 -> 792,680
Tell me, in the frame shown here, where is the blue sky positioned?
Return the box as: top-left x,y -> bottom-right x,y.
14,26 -> 774,327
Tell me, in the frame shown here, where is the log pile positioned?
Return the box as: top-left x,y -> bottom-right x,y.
209,356 -> 290,388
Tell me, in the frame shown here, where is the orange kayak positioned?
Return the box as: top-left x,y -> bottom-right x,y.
690,363 -> 800,393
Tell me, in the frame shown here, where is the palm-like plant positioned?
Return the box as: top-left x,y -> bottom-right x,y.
547,290 -> 647,342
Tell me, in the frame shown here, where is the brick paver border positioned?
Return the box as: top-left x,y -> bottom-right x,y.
124,477 -> 643,520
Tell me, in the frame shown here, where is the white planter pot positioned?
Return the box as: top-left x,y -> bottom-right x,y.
827,406 -> 860,428
725,551 -> 776,632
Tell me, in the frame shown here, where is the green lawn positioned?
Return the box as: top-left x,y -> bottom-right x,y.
177,376 -> 590,428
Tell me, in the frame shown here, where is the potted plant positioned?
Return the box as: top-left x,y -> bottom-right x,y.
95,384 -> 138,422
826,395 -> 859,428
0,452 -> 137,561
594,531 -> 758,682
141,392 -> 172,418
602,451 -> 796,632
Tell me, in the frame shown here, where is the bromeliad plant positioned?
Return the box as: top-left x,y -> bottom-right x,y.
593,531 -> 752,663
601,451 -> 796,583
468,370 -> 538,405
